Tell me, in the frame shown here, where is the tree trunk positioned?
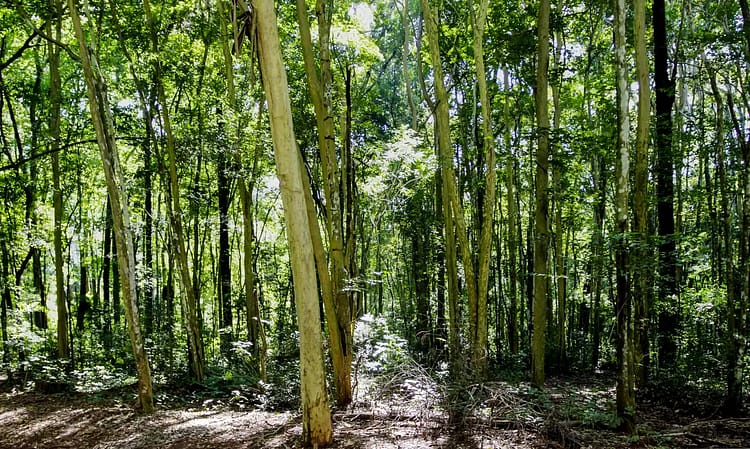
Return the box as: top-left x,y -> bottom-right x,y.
614,0 -> 635,431
719,70 -> 747,414
144,138 -> 154,338
295,0 -> 353,406
653,0 -> 678,370
102,198 -> 113,352
48,5 -> 69,360
1,239 -> 11,365
68,0 -> 154,412
469,0 -> 495,378
633,0 -> 651,387
420,0 -> 463,382
551,10 -> 566,370
590,156 -> 605,370
217,119 -> 233,357
254,0 -> 333,443
532,0 -> 551,388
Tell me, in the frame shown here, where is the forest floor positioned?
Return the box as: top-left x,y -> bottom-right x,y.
0,367 -> 748,449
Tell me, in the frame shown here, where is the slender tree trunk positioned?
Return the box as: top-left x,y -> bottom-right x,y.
401,0 -> 417,130
28,59 -> 46,331
255,0 -> 333,442
532,0 -> 551,388
591,157 -> 606,370
633,0 -> 651,387
144,138 -> 154,338
614,0 -> 635,431
102,199 -> 113,352
719,71 -> 748,414
48,4 -> 69,360
217,122 -> 233,357
295,0 -> 353,406
68,0 -> 154,412
1,239 -> 11,365
551,10 -> 566,369
727,0 -> 750,414
469,0 -> 495,378
420,0 -> 462,381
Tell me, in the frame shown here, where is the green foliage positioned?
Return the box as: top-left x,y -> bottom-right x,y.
355,313 -> 409,375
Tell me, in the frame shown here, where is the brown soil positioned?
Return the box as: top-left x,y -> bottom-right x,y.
0,375 -> 747,449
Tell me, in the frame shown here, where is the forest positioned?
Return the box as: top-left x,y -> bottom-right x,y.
0,0 -> 749,446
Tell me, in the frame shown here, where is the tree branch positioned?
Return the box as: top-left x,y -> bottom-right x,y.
0,136 -> 145,172
13,2 -> 81,62
0,30 -> 40,72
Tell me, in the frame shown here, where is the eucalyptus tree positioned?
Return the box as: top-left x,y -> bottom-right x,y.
254,0 -> 333,442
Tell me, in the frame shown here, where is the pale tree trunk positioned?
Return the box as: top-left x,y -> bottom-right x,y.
532,0 -> 551,388
218,0 -> 267,380
254,0 -> 333,443
295,0 -> 353,406
48,2 -> 69,361
68,0 -> 154,413
143,0 -> 205,381
633,0 -> 651,387
614,0 -> 635,431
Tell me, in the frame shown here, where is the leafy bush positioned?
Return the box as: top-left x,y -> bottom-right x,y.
354,313 -> 409,375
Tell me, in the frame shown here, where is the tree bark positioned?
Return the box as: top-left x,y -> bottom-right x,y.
254,0 -> 333,443
217,118 -> 233,357
551,7 -> 566,370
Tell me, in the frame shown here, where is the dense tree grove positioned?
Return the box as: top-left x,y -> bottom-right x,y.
1,0 -> 749,443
